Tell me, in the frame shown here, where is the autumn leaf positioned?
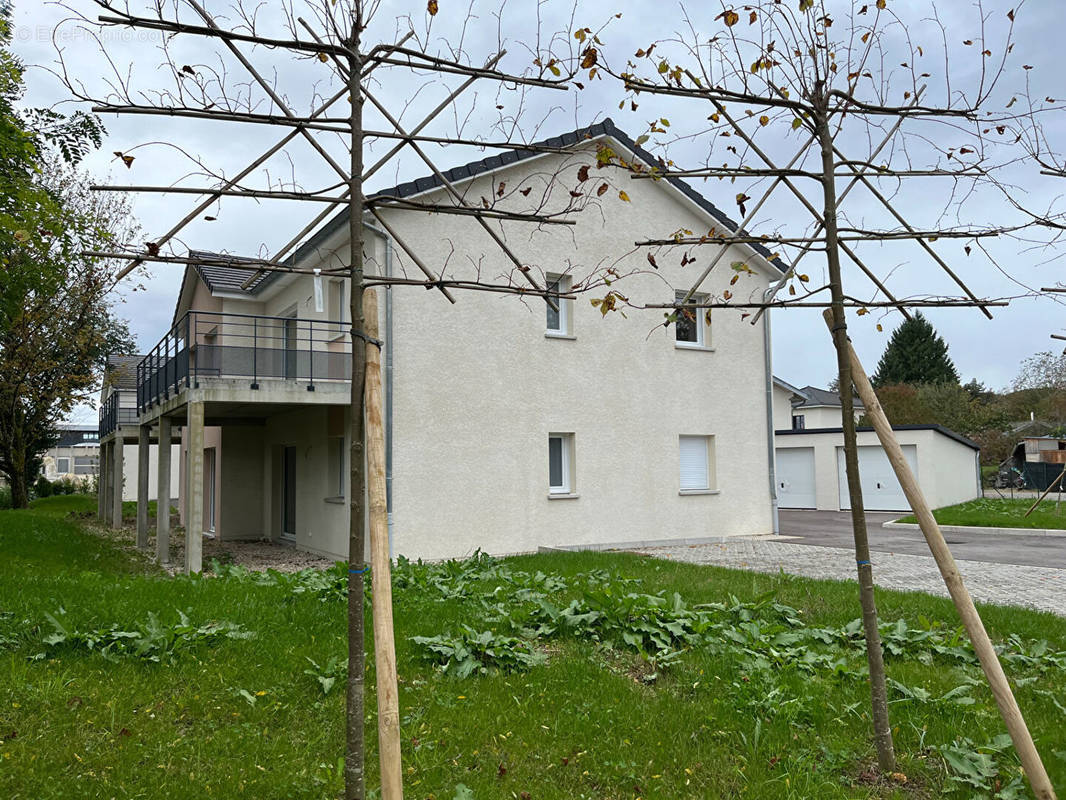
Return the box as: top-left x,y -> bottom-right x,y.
876,323 -> 883,332
204,216 -> 217,222
735,192 -> 750,215
730,274 -> 739,285
788,285 -> 796,295
497,181 -> 506,197
875,0 -> 886,8
427,0 -> 438,15
180,65 -> 195,76
758,115 -> 770,126
618,190 -> 630,202
719,10 -> 739,27
797,273 -> 809,282
597,183 -> 609,196
722,289 -> 733,300
792,117 -> 803,130
1007,8 -> 1015,21
520,187 -> 532,196
647,252 -> 658,268
146,242 -> 160,256
749,10 -> 757,23
581,47 -> 598,69
577,165 -> 590,182
318,53 -> 329,63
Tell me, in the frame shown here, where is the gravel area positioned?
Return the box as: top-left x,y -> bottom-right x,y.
631,538 -> 1066,617
162,531 -> 336,573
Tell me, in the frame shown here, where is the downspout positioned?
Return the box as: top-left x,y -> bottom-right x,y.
364,220 -> 395,559
763,286 -> 780,535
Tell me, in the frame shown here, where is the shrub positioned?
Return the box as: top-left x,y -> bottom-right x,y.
34,476 -> 54,498
0,483 -> 11,510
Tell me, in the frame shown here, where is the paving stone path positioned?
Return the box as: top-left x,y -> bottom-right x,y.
631,538 -> 1066,617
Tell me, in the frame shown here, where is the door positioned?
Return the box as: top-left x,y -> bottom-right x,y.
776,447 -> 817,509
204,447 -> 216,533
283,316 -> 298,379
281,446 -> 296,538
837,444 -> 918,511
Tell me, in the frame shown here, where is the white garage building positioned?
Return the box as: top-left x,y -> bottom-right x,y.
772,379 -> 981,512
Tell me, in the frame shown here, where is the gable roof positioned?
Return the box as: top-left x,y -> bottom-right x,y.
176,119 -> 788,312
105,354 -> 144,391
794,385 -> 865,410
773,376 -> 808,401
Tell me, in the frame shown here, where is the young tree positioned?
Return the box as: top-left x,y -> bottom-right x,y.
870,313 -> 959,387
0,4 -> 133,508
1012,349 -> 1066,391
598,1 -> 1055,792
57,3 -> 614,798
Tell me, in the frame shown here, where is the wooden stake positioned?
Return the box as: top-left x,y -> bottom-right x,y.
1023,464 -> 1066,518
364,289 -> 404,800
825,310 -> 1057,800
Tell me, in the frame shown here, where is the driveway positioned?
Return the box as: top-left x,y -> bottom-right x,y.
630,510 -> 1066,616
780,509 -> 1066,570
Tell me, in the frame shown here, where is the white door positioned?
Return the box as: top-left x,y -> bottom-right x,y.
837,444 -> 918,511
776,447 -> 817,509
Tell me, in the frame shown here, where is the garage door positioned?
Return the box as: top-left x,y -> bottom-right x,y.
776,447 -> 816,509
837,445 -> 918,511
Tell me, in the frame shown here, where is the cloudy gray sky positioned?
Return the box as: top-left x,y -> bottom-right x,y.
12,0 -> 1066,426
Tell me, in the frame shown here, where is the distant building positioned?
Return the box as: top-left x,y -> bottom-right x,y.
41,425 -> 100,484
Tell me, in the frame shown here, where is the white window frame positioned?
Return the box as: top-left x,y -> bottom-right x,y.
548,433 -> 575,496
679,434 -> 717,494
56,457 -> 70,474
674,291 -> 711,349
545,274 -> 574,338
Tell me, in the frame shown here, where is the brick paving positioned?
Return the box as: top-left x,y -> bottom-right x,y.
631,538 -> 1066,617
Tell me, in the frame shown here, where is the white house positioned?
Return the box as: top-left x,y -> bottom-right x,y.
101,120 -> 789,569
41,425 -> 100,484
772,378 -> 981,512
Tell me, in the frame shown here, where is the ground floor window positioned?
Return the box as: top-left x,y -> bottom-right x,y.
679,435 -> 716,492
548,433 -> 574,494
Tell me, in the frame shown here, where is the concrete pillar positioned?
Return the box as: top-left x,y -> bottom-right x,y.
136,424 -> 150,549
185,402 -> 204,574
111,438 -> 124,528
97,442 -> 107,521
156,416 -> 172,565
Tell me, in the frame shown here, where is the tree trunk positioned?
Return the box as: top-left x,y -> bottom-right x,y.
815,97 -> 896,772
345,12 -> 368,800
10,469 -> 29,509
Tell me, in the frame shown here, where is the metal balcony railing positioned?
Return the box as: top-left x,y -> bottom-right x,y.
98,391 -> 139,437
137,311 -> 352,412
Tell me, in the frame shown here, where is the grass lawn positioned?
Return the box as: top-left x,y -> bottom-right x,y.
2,497 -> 1066,799
898,498 -> 1066,530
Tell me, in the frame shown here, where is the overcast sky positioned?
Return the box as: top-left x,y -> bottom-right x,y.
12,0 -> 1066,426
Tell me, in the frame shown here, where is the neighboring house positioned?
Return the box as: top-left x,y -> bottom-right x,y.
101,119 -> 789,569
1008,435 -> 1066,490
789,385 -> 863,430
41,425 -> 100,484
97,355 -> 180,522
771,377 -> 980,512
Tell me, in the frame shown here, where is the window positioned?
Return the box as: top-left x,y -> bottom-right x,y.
792,414 -> 806,431
56,457 -> 70,474
679,435 -> 716,492
674,291 -> 709,348
329,436 -> 345,498
545,274 -> 573,336
328,279 -> 346,339
548,433 -> 574,494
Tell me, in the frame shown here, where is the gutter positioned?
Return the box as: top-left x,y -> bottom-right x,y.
763,286 -> 780,535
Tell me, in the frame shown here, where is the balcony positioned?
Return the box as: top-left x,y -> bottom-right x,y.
137,311 -> 352,412
99,391 -> 139,438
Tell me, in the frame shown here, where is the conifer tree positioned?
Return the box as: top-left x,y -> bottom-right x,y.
871,313 -> 959,387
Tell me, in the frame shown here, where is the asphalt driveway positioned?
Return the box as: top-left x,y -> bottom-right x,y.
780,509 -> 1066,570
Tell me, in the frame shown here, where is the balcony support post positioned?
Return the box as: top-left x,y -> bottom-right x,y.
185,400 -> 205,574
136,423 -> 151,549
98,440 -> 109,522
156,416 -> 172,565
111,436 -> 124,529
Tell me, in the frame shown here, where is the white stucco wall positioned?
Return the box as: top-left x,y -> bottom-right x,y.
772,383 -> 797,432
121,443 -> 181,502
774,427 -> 979,511
368,143 -> 777,560
794,405 -> 858,429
